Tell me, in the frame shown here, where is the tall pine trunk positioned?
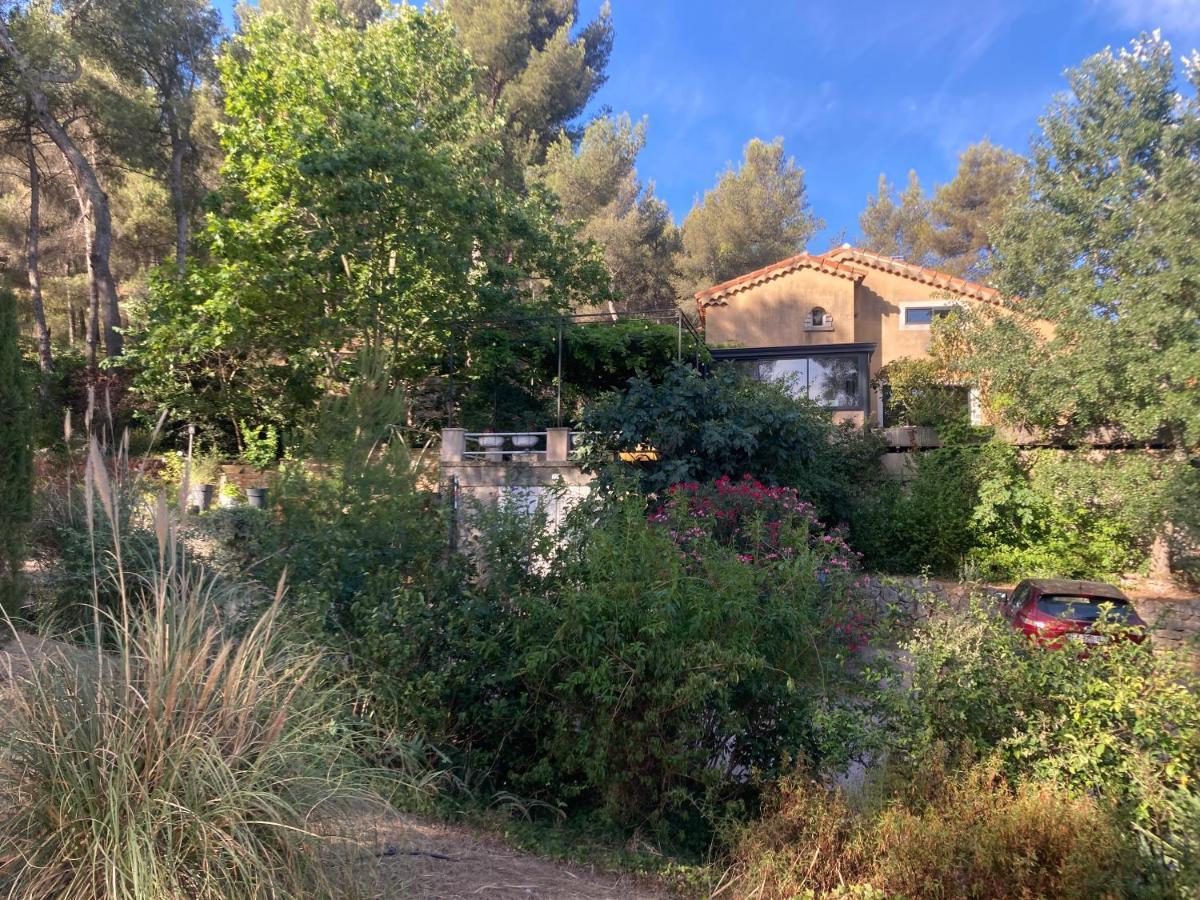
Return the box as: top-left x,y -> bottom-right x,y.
166,103 -> 189,272
0,17 -> 123,361
33,98 -> 122,360
71,176 -> 101,374
25,118 -> 52,381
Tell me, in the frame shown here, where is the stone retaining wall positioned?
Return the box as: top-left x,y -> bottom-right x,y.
1135,600 -> 1200,657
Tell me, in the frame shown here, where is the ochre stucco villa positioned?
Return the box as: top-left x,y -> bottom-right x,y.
696,245 -> 1000,426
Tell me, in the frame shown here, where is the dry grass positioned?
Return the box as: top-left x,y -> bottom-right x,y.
719,757 -> 1133,900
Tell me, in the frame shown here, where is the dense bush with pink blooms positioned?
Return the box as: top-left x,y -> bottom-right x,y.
650,474 -> 861,574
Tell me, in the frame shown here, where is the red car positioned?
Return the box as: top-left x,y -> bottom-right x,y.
1003,578 -> 1148,649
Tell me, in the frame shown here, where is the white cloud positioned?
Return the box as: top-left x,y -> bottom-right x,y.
1101,0 -> 1200,32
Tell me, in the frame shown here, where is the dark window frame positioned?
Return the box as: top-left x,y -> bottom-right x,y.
711,343 -> 874,413
902,305 -> 955,327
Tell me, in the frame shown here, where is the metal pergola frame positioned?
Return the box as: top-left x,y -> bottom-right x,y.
441,308 -> 705,427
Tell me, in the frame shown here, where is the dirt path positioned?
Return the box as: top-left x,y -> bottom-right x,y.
339,808 -> 675,899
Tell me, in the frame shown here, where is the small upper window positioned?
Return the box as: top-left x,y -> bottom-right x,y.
903,305 -> 954,327
805,306 -> 832,330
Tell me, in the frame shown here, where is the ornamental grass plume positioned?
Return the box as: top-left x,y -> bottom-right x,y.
0,436 -> 393,900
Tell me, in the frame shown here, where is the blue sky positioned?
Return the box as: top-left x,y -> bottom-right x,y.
218,0 -> 1200,248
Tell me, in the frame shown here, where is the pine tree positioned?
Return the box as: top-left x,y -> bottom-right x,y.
676,137 -> 821,298
443,0 -> 613,161
928,140 -> 1022,279
535,114 -> 680,312
0,288 -> 33,617
858,170 -> 932,263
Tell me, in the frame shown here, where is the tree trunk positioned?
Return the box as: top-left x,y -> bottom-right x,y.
0,17 -> 123,360
165,103 -> 189,273
29,93 -> 122,359
71,176 -> 100,374
25,119 -> 52,380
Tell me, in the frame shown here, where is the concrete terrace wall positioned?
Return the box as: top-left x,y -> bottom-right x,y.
440,428 -> 595,542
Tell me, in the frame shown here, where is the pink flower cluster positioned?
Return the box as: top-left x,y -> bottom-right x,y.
648,474 -> 861,574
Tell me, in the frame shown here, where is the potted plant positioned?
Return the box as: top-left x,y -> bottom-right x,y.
186,449 -> 222,511
476,427 -> 505,450
246,486 -> 269,509
189,483 -> 215,511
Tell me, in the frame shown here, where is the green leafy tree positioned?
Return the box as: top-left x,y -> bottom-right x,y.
534,114 -> 680,312
676,138 -> 822,298
858,170 -> 932,264
0,288 -> 32,616
249,0 -> 382,30
950,34 -> 1200,449
443,0 -> 612,162
132,7 -> 605,439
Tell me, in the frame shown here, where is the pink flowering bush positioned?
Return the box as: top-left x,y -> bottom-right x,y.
650,474 -> 861,575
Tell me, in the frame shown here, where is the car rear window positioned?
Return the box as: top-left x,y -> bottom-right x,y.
1036,594 -> 1133,623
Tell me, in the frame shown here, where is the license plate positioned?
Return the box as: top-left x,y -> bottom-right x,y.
1067,632 -> 1104,645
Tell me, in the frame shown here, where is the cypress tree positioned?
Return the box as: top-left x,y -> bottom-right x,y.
0,288 -> 33,617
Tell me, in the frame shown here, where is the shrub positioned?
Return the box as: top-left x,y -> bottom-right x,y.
969,446 -> 1198,580
890,593 -> 1200,890
0,288 -> 32,616
872,356 -> 969,428
239,419 -> 279,469
724,757 -> 1132,899
0,446 -> 399,899
851,437 -> 1193,579
578,362 -> 884,524
851,444 -> 979,574
361,481 -> 875,850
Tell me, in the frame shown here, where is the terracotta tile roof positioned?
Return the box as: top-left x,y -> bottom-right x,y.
694,246 -> 1007,308
695,253 -> 869,306
818,246 -> 1003,304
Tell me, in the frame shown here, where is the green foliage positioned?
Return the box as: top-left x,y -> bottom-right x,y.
676,138 -> 821,297
858,170 -> 931,264
579,362 -> 883,524
852,435 -> 1193,579
959,34 -> 1200,449
345,483 -> 871,849
132,6 -> 606,437
851,444 -> 980,575
872,356 -> 968,428
968,444 -> 1195,580
0,288 -> 33,616
455,317 -> 698,431
238,420 -> 278,469
889,594 -> 1200,891
857,141 -> 1023,278
926,141 -> 1024,278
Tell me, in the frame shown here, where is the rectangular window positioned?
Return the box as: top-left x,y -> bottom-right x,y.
736,352 -> 868,411
903,305 -> 954,327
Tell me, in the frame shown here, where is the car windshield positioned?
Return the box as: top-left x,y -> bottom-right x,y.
1036,594 -> 1133,623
